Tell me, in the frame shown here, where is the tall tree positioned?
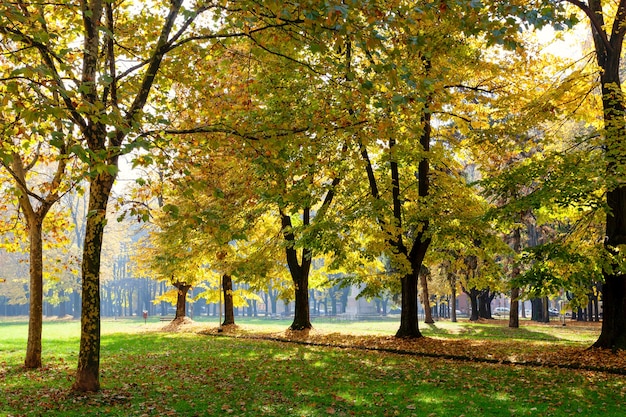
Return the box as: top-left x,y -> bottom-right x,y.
562,0 -> 626,349
154,18 -> 356,331
0,84 -> 75,368
0,0 -> 278,391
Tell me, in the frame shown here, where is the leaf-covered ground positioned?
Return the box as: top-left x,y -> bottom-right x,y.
193,320 -> 626,375
2,318 -> 626,416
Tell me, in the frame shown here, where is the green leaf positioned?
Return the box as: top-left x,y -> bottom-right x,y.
163,203 -> 180,218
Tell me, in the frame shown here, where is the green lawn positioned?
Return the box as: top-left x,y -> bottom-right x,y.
1,317 -> 622,416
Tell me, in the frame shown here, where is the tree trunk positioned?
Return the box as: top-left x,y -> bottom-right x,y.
594,275 -> 626,348
468,288 -> 479,321
25,222 -> 44,369
174,282 -> 191,319
281,211 -> 312,331
509,225 -> 522,328
395,103 -> 431,338
478,290 -> 492,319
396,236 -> 429,338
450,278 -> 457,323
596,185 -> 626,346
509,288 -> 520,328
290,269 -> 311,330
542,296 -> 550,323
395,271 -> 422,337
531,298 -> 540,321
420,267 -> 434,324
270,290 -> 277,315
222,274 -> 234,326
340,287 -> 349,313
310,289 -> 317,315
358,95 -> 431,339
128,286 -> 134,317
73,171 -> 115,393
58,289 -> 67,318
531,298 -> 544,322
581,0 -> 626,349
11,155 -> 57,369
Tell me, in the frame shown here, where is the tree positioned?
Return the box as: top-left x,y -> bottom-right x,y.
561,0 -> 626,349
136,218 -> 211,322
334,0 -> 575,337
419,266 -> 435,324
0,87 -> 76,368
0,0 -> 322,389
157,24 -> 354,331
0,0 -> 278,390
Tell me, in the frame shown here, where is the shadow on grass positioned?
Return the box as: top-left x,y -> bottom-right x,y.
422,320 -> 564,342
4,328 -> 624,417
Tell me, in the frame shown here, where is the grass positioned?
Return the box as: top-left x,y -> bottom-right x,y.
1,317 -> 624,417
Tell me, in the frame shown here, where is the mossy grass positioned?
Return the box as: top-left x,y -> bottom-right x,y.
1,318 -> 621,416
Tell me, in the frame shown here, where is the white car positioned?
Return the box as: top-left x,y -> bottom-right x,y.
494,307 -> 510,316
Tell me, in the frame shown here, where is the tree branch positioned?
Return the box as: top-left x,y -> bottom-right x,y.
0,26 -> 86,130
124,0 -> 185,132
610,0 -> 626,49
564,0 -> 612,53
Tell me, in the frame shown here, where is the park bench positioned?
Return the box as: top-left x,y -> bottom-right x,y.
159,316 -> 175,322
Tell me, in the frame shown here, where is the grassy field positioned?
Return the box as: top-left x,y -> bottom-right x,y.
1,317 -> 624,416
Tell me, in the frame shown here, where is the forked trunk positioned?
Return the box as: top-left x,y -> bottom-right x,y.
25,222 -> 44,369
395,102 -> 431,338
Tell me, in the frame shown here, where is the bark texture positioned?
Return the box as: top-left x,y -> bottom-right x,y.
222,274 -> 235,326
420,267 -> 434,324
281,211 -> 312,330
174,282 -> 191,319
25,222 -> 44,368
72,171 -> 115,392
9,151 -> 65,369
570,0 -> 626,349
509,227 -> 521,329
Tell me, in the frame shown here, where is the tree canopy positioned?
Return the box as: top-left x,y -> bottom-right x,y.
4,0 -> 626,392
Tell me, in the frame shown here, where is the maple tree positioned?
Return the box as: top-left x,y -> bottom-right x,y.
3,0 -> 623,400
334,2 -> 523,337
0,0 -> 269,391
0,74 -> 77,368
556,0 -> 626,349
0,0 -> 332,390
166,1 -> 581,337
143,7 -> 360,331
